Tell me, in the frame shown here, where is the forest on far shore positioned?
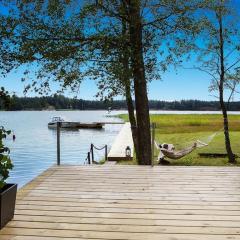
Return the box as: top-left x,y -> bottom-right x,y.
1,95 -> 239,111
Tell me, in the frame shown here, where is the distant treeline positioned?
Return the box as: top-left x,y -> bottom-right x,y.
1,95 -> 240,111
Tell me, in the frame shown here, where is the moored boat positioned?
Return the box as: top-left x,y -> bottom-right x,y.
48,117 -> 104,129
48,117 -> 79,129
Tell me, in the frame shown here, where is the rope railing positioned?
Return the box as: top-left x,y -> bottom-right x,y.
55,123 -> 108,165
85,143 -> 108,165
92,144 -> 107,151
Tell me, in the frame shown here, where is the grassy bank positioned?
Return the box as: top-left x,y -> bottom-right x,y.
117,114 -> 240,166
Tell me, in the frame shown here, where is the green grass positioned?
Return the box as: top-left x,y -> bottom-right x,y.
117,114 -> 240,166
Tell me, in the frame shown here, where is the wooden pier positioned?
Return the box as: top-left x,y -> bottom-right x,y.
1,165 -> 240,239
108,122 -> 134,161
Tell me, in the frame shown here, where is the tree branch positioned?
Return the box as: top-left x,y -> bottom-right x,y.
96,1 -> 129,22
209,94 -> 219,100
226,81 -> 237,110
183,66 -> 219,82
225,59 -> 240,73
143,13 -> 174,27
224,47 -> 238,61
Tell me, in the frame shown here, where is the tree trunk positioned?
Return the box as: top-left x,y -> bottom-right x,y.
128,0 -> 151,165
218,11 -> 236,164
125,82 -> 139,160
120,3 -> 139,161
219,95 -> 236,163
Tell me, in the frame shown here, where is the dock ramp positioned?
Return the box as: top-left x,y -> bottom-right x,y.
108,122 -> 134,161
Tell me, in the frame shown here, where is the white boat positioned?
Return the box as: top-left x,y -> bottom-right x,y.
48,117 -> 79,129
48,117 -> 104,129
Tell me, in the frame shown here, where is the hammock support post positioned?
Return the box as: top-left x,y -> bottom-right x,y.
151,122 -> 156,167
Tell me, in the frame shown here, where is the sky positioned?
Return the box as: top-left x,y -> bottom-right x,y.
0,0 -> 239,102
0,66 -> 213,101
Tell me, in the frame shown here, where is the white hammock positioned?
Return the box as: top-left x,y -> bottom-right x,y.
154,128 -> 222,160
155,140 -> 208,160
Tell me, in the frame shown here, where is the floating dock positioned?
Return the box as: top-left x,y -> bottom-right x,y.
1,165 -> 240,239
76,122 -> 104,129
108,122 -> 134,161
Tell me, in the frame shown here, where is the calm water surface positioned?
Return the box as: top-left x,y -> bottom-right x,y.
1,110 -> 240,188
1,111 -> 123,187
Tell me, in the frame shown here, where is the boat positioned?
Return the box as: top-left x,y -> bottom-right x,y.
48,117 -> 104,129
48,117 -> 79,129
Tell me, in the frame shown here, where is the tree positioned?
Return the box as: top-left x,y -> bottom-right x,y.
193,0 -> 240,163
127,0 -> 152,164
78,0 -> 201,164
4,0 -> 200,164
0,7 -> 17,188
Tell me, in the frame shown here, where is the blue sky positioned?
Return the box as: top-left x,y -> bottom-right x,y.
1,1 -> 239,102
0,66 -> 213,101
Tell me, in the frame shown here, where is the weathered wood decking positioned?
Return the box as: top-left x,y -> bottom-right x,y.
1,165 -> 240,240
108,122 -> 134,161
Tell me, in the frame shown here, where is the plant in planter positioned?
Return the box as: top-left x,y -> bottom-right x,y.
0,88 -> 17,229
0,126 -> 17,229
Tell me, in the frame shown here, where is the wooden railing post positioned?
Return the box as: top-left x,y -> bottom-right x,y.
151,122 -> 156,167
105,145 -> 108,162
57,122 -> 61,165
90,144 -> 94,163
87,152 -> 91,164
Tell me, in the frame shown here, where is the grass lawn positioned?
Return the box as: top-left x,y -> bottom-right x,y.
117,114 -> 240,166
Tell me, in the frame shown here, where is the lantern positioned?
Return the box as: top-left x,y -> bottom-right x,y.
125,146 -> 131,158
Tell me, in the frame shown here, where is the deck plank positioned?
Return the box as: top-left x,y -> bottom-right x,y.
1,165 -> 240,240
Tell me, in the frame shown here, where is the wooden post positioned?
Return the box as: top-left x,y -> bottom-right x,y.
151,122 -> 156,167
87,152 -> 91,164
90,144 -> 94,163
57,122 -> 61,165
105,145 -> 108,162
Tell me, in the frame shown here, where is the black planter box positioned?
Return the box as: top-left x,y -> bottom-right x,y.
0,183 -> 17,229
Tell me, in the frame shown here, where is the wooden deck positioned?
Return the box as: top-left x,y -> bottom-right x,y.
108,122 -> 134,161
1,165 -> 240,240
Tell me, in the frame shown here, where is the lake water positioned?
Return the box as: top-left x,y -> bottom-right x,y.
1,110 -> 240,188
1,111 -> 123,187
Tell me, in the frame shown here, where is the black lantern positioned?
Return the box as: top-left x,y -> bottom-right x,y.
125,146 -> 131,158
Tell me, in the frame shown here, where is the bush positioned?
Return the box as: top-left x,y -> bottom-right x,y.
0,127 -> 13,189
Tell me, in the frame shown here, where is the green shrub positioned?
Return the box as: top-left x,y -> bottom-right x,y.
0,127 -> 13,189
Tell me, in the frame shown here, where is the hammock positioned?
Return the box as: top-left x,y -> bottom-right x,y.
154,128 -> 222,160
155,140 -> 208,160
